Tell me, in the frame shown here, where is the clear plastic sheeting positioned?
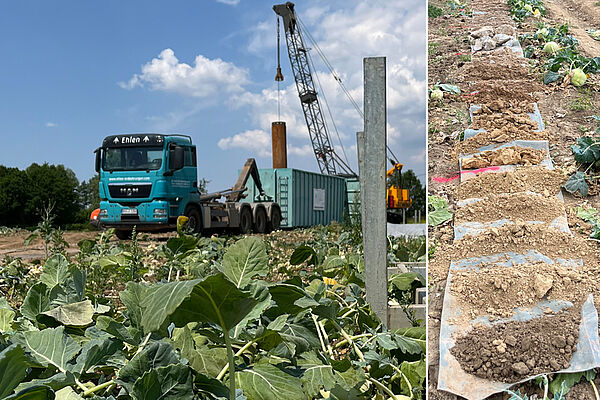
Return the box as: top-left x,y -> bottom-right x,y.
449,250 -> 583,270
454,191 -> 570,240
438,275 -> 600,400
463,102 -> 545,142
459,140 -> 553,182
454,216 -> 570,240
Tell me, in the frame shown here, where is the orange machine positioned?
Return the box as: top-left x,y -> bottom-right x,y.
387,163 -> 412,210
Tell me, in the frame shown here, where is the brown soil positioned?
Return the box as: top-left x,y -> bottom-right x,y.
471,2 -> 513,29
469,81 -> 541,109
545,0 -> 600,58
565,379 -> 600,400
461,146 -> 546,169
0,231 -> 174,260
454,192 -> 566,223
428,0 -> 600,397
450,262 -> 594,319
455,166 -> 566,199
457,128 -> 548,155
472,107 -> 537,128
453,222 -> 590,262
450,307 -> 581,383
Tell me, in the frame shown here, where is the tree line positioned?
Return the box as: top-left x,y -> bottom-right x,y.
0,163 -> 99,227
0,162 -> 424,228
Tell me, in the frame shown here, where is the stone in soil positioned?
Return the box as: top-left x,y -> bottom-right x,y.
461,146 -> 546,169
450,307 -> 581,383
450,262 -> 594,320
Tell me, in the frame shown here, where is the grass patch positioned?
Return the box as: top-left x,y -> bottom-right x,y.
429,42 -> 441,55
569,88 -> 595,111
429,5 -> 444,18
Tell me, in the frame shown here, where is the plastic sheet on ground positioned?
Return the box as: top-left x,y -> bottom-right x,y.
454,191 -> 570,240
459,140 -> 553,182
387,223 -> 426,237
463,102 -> 545,142
438,258 -> 600,400
470,34 -> 524,57
454,216 -> 570,240
449,250 -> 583,269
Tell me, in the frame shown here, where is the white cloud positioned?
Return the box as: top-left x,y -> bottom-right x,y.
232,0 -> 426,176
45,122 -> 57,127
217,129 -> 271,157
120,0 -> 426,178
119,49 -> 249,99
217,129 -> 317,160
216,0 -> 240,5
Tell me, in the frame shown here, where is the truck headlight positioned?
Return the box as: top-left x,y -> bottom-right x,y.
153,208 -> 167,218
99,209 -> 108,219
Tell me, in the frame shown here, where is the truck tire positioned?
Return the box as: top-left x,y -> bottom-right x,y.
267,206 -> 281,232
115,229 -> 132,240
239,207 -> 252,234
253,207 -> 267,234
184,206 -> 202,234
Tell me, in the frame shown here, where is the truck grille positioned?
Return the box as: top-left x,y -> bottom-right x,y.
108,183 -> 152,198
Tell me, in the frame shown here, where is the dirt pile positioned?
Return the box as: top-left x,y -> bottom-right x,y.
456,166 -> 565,199
450,307 -> 581,383
453,49 -> 536,82
472,107 -> 537,127
455,192 -> 566,223
450,262 -> 594,319
458,128 -> 548,155
461,146 -> 546,169
454,222 -> 588,260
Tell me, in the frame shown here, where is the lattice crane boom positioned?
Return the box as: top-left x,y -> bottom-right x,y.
273,2 -> 355,176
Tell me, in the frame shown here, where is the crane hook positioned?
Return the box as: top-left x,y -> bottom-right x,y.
275,17 -> 284,82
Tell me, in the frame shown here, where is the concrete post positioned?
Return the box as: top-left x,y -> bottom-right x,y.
363,57 -> 387,325
356,131 -> 366,236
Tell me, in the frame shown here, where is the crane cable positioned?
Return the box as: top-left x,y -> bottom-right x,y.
296,14 -> 401,167
275,17 -> 284,121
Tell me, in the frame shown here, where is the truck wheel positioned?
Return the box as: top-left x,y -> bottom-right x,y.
254,207 -> 267,233
267,207 -> 281,232
115,229 -> 132,240
184,207 -> 202,234
239,207 -> 252,234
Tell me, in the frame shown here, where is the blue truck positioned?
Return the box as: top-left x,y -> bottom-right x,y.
95,133 -> 281,239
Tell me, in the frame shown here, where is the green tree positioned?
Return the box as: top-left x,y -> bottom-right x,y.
0,166 -> 30,226
387,168 -> 425,214
402,170 -> 425,214
24,163 -> 80,226
77,174 -> 100,211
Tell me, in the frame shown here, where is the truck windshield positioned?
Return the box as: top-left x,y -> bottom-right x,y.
103,147 -> 163,171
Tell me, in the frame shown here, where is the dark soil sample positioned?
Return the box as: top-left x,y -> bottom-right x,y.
450,308 -> 581,383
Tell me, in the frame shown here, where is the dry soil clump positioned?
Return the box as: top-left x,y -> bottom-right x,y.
456,166 -> 565,199
461,146 -> 546,169
450,262 -> 594,319
454,192 -> 565,223
450,307 -> 581,383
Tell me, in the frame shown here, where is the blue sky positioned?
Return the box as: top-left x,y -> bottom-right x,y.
0,0 -> 426,191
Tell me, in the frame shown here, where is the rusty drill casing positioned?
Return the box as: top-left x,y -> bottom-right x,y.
272,121 -> 287,168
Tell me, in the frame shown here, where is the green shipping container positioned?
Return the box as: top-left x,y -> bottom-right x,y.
242,168 -> 348,228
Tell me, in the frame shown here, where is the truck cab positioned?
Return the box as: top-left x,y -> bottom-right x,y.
95,133 -> 280,239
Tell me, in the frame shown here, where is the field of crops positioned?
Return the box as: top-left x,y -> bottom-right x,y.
0,222 -> 426,400
428,0 -> 600,398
